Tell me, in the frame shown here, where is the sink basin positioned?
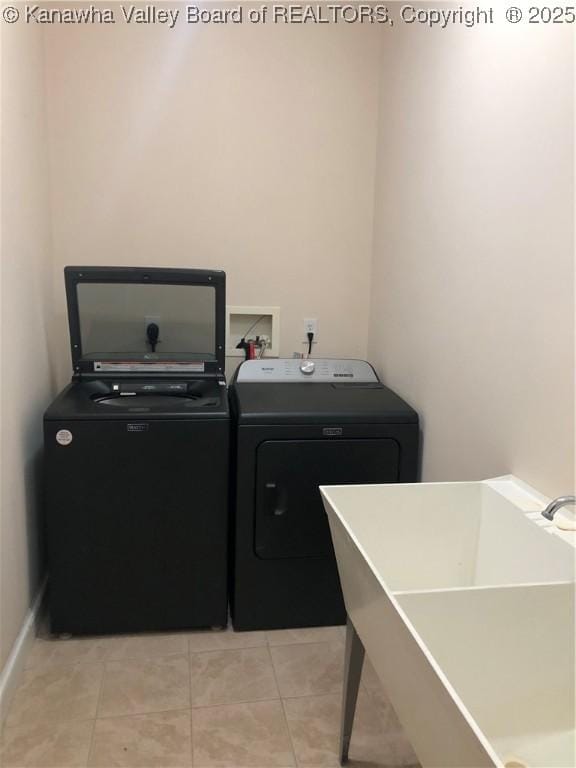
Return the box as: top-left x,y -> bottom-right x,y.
321,476 -> 576,768
321,480 -> 574,591
398,583 -> 575,768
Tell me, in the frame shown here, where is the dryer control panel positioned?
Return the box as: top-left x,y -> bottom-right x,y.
235,358 -> 379,383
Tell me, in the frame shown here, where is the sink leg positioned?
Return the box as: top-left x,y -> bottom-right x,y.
340,617 -> 365,765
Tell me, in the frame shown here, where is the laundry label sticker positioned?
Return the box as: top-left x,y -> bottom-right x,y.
56,429 -> 73,446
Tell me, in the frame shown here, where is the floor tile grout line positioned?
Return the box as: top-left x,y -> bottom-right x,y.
265,631 -> 345,648
25,629 -> 345,670
189,640 -> 195,767
4,704 -> 202,730
184,652 -> 192,717
188,643 -> 267,658
105,649 -> 188,663
267,637 -> 344,648
104,652 -> 190,668
86,660 -> 107,767
84,719 -> 98,768
280,691 -> 342,702
187,639 -> 344,657
24,649 -> 190,672
266,644 -> 298,768
95,705 -> 193,722
0,714 -> 96,736
191,693 -> 283,710
7,696 -> 289,728
32,626 -> 343,650
264,645 -> 282,701
190,709 -> 195,767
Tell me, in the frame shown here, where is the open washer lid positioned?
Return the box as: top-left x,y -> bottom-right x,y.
65,266 -> 226,378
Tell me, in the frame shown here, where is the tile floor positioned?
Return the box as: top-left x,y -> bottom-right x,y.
1,624 -> 420,768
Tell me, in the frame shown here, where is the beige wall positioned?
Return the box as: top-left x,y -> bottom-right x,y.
43,15 -> 382,384
368,22 -> 574,497
0,20 -> 56,675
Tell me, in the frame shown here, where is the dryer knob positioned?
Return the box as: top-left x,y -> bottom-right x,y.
300,361 -> 316,376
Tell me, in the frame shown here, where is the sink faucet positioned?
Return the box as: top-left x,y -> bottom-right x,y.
541,495 -> 576,521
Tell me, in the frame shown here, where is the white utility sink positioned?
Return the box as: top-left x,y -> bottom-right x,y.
398,583 -> 575,768
321,476 -> 575,768
322,480 -> 573,591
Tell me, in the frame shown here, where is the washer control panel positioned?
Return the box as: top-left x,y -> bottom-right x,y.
236,359 -> 379,383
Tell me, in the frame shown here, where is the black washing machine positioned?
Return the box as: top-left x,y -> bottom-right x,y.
229,358 -> 419,631
44,266 -> 229,635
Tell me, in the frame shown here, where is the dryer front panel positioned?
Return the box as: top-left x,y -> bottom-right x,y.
254,438 -> 399,560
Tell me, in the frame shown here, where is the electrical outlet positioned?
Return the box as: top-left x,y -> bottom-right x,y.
304,318 -> 318,336
145,315 -> 161,330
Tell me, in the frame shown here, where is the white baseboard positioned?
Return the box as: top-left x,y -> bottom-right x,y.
0,579 -> 46,725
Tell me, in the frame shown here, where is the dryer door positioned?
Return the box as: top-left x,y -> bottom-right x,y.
254,438 -> 399,560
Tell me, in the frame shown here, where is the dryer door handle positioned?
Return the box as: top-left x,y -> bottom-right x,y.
264,481 -> 287,517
